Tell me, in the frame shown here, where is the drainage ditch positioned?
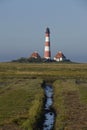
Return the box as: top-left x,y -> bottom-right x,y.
43,85 -> 55,130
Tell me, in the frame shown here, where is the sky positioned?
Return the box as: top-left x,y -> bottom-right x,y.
0,0 -> 87,62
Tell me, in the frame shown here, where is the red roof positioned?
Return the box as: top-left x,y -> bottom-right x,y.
54,51 -> 66,59
30,51 -> 41,59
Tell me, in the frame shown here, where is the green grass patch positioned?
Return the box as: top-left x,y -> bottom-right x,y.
77,81 -> 87,104
0,78 -> 44,130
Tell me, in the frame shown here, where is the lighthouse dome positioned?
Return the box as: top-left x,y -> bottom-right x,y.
46,27 -> 50,34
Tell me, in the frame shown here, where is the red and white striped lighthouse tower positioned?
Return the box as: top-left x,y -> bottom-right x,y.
44,27 -> 51,59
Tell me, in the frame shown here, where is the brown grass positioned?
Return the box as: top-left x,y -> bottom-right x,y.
53,79 -> 87,130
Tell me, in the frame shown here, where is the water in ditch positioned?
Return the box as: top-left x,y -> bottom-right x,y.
43,85 -> 55,130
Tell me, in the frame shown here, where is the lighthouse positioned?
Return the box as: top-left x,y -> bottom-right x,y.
44,27 -> 51,60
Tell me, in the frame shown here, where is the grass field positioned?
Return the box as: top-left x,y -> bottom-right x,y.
0,73 -> 44,130
0,62 -> 87,130
53,79 -> 87,130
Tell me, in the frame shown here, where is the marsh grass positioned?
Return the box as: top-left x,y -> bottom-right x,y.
0,62 -> 87,79
0,77 -> 44,130
53,79 -> 87,130
0,62 -> 87,130
78,82 -> 87,104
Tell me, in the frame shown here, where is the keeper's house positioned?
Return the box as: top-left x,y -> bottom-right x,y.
29,51 -> 41,59
54,51 -> 66,62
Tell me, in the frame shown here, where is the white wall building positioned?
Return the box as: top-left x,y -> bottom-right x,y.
54,51 -> 66,62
